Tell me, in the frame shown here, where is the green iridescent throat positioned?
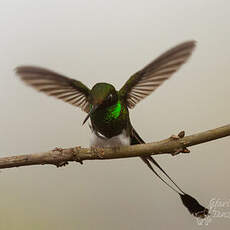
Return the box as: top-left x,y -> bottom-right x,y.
106,100 -> 121,120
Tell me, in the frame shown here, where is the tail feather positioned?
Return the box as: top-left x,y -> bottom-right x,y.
131,127 -> 209,218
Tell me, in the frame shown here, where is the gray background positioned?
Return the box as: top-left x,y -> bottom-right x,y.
0,0 -> 229,229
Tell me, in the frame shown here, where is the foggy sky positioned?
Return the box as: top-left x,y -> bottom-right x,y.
0,0 -> 230,229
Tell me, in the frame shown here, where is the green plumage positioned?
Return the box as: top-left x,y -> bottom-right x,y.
106,100 -> 121,120
90,97 -> 129,138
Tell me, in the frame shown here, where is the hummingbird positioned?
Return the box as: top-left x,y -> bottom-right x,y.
16,41 -> 209,218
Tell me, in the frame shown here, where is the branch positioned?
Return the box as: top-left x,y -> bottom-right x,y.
0,124 -> 229,169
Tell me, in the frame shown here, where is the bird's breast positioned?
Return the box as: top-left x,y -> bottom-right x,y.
90,101 -> 129,138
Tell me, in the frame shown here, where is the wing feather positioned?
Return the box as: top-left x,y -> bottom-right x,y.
119,41 -> 196,108
15,66 -> 90,112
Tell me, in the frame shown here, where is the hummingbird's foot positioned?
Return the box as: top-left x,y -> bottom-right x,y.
90,147 -> 105,158
169,131 -> 190,156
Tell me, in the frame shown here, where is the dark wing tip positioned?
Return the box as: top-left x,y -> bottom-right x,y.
15,65 -> 55,76
166,40 -> 197,59
15,66 -> 26,76
166,40 -> 197,58
186,40 -> 197,51
186,40 -> 197,45
180,40 -> 197,48
15,65 -> 35,73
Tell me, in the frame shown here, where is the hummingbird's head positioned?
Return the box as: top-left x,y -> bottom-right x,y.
89,83 -> 118,106
83,83 -> 118,125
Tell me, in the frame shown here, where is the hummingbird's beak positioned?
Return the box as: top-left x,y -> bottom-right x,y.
82,105 -> 98,125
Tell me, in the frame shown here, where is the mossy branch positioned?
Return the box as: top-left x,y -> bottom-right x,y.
0,124 -> 229,169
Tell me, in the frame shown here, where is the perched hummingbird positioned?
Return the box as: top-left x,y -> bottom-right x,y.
16,41 -> 208,218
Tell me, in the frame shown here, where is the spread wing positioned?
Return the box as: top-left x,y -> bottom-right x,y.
119,41 -> 196,109
16,66 -> 90,113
